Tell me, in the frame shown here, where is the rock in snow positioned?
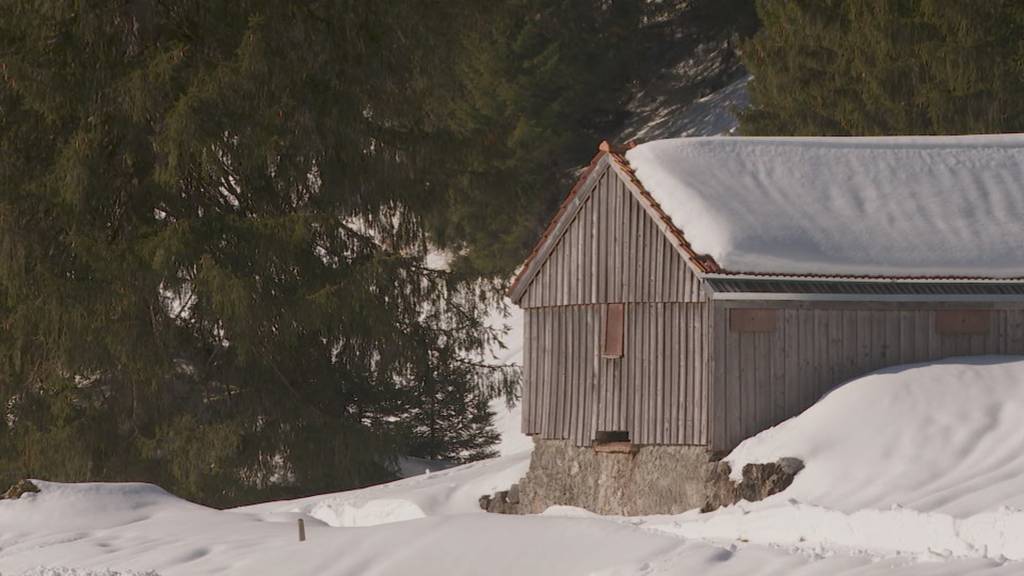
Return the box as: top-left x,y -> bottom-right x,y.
2,479 -> 41,500
701,457 -> 804,513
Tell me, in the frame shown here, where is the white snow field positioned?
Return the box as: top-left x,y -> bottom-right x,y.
237,448 -> 531,525
626,135 -> 1024,277
8,357 -> 1024,575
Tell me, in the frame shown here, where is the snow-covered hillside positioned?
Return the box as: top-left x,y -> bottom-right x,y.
8,357 -> 1024,575
617,38 -> 749,142
620,74 -> 748,141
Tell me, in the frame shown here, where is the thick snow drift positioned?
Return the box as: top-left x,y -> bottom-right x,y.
0,468 -> 687,576
625,135 -> 1024,277
237,450 -> 530,526
642,356 -> 1024,560
726,356 -> 1024,516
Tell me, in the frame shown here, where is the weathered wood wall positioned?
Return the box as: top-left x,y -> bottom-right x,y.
517,161 -> 1024,452
520,166 -> 706,307
522,302 -> 710,446
518,164 -> 711,446
709,302 -> 1024,451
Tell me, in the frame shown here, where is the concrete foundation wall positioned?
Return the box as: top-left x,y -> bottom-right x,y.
516,439 -> 716,516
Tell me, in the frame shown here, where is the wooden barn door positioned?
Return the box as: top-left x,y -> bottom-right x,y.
593,303 -> 625,442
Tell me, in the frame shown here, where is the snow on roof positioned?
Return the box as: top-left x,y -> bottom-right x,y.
625,135 -> 1024,278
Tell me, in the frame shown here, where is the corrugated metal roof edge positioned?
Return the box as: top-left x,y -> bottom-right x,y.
703,273 -> 1024,283
704,272 -> 1024,282
712,293 -> 1024,303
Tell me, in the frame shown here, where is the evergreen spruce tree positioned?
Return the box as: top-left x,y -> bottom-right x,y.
429,0 -> 757,277
741,0 -> 1024,136
0,0 -> 761,505
423,0 -> 646,278
0,0 -> 507,506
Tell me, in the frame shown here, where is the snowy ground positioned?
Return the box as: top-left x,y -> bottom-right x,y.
7,357 -> 1024,575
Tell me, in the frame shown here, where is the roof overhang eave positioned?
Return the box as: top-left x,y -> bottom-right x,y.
702,273 -> 1024,284
711,292 -> 1024,303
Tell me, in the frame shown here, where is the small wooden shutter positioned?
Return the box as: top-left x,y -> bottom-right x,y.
935,310 -> 991,335
603,303 -> 624,358
729,308 -> 777,333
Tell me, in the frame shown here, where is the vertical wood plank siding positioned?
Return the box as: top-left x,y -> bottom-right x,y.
518,164 -> 711,446
522,303 -> 710,446
520,167 -> 706,307
516,163 -> 1024,452
709,304 -> 1024,452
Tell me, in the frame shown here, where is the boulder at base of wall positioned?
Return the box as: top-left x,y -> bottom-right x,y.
2,479 -> 40,500
479,483 -> 521,514
702,457 -> 804,512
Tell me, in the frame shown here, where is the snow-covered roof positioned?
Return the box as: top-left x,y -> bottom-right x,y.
625,135 -> 1024,279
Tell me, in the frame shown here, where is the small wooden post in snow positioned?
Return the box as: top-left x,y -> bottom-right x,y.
298,518 -> 306,542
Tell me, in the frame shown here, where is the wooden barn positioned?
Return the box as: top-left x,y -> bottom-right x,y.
509,135 -> 1024,457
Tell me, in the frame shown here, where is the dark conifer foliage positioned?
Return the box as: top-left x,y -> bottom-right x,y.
0,1 -> 508,506
427,0 -> 756,277
425,0 -> 645,278
0,0 -> 756,505
741,0 -> 1024,135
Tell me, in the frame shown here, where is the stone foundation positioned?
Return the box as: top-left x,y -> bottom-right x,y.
515,438 -> 718,515
488,439 -> 804,516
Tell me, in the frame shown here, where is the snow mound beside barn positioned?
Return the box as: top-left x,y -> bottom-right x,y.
236,449 -> 531,525
725,356 -> 1024,517
639,356 -> 1024,561
625,135 -> 1024,277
